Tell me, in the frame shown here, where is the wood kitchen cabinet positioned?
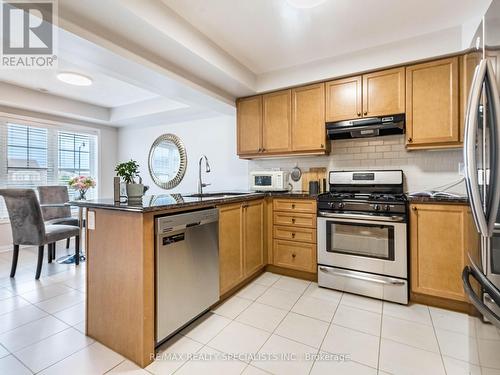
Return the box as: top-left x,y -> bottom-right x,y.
291,83 -> 327,152
325,67 -> 405,122
262,90 -> 291,153
410,203 -> 479,308
237,96 -> 262,155
460,52 -> 482,142
406,57 -> 460,149
218,199 -> 265,295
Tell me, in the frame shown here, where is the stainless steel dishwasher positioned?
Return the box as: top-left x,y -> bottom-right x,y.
155,207 -> 219,345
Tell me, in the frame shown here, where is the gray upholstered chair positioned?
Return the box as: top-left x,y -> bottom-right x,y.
37,186 -> 79,260
0,189 -> 80,279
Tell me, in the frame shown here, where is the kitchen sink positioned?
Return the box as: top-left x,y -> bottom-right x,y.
183,192 -> 253,198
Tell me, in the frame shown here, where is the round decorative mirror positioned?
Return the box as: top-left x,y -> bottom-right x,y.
148,134 -> 187,189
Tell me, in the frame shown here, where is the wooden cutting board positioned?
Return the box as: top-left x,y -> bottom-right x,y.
302,167 -> 327,192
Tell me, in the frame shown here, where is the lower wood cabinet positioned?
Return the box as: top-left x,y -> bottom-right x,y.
273,239 -> 316,272
410,203 -> 479,304
218,199 -> 264,295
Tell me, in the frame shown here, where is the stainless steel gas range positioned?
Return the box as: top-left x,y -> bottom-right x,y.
317,170 -> 408,304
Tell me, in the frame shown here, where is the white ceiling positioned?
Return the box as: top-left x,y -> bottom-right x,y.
162,0 -> 491,74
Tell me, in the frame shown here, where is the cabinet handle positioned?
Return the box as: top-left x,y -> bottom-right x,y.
291,233 -> 296,238
291,204 -> 296,209
364,111 -> 368,115
407,137 -> 413,143
292,218 -> 296,223
262,148 -> 266,152
320,144 -> 324,148
357,112 -> 361,117
292,253 -> 296,258
412,206 -> 417,211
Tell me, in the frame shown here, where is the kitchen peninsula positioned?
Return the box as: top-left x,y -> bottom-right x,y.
73,192 -> 316,367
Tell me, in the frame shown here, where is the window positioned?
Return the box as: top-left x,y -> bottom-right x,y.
0,120 -> 98,219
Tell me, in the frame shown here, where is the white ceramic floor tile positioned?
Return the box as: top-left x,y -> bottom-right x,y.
272,276 -> 310,294
483,367 -> 500,375
242,364 -> 271,374
0,344 -> 8,359
321,324 -> 379,368
381,315 -> 439,353
435,328 -> 480,365
35,290 -> 85,314
253,272 -> 280,287
176,346 -> 247,375
208,321 -> 270,359
212,296 -> 252,319
0,304 -> 48,334
442,356 -> 481,375
430,307 -> 477,336
476,321 -> 500,341
275,312 -> 328,349
333,304 -> 381,336
379,338 -> 446,375
340,293 -> 383,314
20,284 -> 74,303
256,287 -> 301,311
39,341 -> 123,375
180,312 -> 231,344
310,354 -> 377,375
252,334 -> 316,375
383,302 -> 432,325
147,334 -> 203,375
0,355 -> 32,375
0,315 -> 69,352
236,283 -> 269,301
0,288 -> 13,301
303,283 -> 343,302
107,359 -> 150,374
236,302 -> 287,332
477,338 -> 500,369
14,327 -> 94,373
53,302 -> 85,326
0,295 -> 30,315
291,295 -> 339,322
73,321 -> 85,334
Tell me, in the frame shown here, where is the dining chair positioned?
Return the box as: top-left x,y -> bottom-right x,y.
0,189 -> 80,279
37,186 -> 79,261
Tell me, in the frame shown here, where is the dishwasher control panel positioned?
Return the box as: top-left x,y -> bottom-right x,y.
155,208 -> 219,234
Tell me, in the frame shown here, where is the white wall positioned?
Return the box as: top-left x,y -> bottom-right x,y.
249,135 -> 465,195
117,115 -> 249,195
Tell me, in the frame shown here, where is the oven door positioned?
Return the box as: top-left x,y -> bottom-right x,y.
318,215 -> 407,278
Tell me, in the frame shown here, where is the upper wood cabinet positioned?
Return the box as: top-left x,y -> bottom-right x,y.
487,49 -> 500,87
362,67 -> 405,117
262,90 -> 291,153
406,57 -> 460,149
291,83 -> 327,152
237,96 -> 262,155
325,67 -> 405,122
410,203 -> 479,303
325,76 -> 362,122
460,52 -> 482,143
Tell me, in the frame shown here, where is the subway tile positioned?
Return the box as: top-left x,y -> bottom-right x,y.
347,147 -> 361,153
375,145 -> 391,152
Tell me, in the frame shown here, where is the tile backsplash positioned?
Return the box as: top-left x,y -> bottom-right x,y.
249,135 -> 465,194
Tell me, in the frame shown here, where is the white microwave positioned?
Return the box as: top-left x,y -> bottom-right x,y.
250,171 -> 289,191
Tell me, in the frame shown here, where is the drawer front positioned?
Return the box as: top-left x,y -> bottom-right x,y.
273,225 -> 317,243
273,239 -> 316,272
273,212 -> 316,228
273,199 -> 316,214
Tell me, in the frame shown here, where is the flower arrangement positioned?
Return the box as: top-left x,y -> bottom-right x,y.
68,175 -> 96,200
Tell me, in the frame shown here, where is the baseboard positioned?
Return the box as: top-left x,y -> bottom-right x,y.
410,292 -> 479,316
265,265 -> 317,282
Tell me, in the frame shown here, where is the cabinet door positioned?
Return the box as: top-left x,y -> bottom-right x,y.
273,239 -> 316,272
460,52 -> 482,142
219,203 -> 244,294
243,200 -> 264,276
487,49 -> 500,87
325,76 -> 362,122
291,83 -> 326,152
410,204 -> 471,302
237,96 -> 262,155
362,67 -> 405,117
262,90 -> 291,153
406,57 -> 459,147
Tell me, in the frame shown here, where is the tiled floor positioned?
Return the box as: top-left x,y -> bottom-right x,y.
1,245 -> 500,374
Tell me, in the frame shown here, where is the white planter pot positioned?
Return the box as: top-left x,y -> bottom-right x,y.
126,183 -> 145,201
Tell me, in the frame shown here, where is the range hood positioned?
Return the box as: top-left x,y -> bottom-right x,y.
326,114 -> 405,140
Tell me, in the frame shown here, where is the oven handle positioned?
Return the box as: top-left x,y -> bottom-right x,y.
318,211 -> 405,222
318,266 -> 406,285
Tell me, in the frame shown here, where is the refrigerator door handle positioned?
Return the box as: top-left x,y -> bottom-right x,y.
464,59 -> 489,236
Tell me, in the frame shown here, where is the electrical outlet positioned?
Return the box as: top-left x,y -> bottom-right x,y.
458,162 -> 465,177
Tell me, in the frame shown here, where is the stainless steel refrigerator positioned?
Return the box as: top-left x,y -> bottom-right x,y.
462,0 -> 500,328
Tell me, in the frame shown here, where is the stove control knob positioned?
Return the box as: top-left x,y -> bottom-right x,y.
384,205 -> 391,211
373,204 -> 381,211
338,202 -> 345,209
328,202 -> 334,208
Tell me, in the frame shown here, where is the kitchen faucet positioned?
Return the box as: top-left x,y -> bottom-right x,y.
198,155 -> 211,195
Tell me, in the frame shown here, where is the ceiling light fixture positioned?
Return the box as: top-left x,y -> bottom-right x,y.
285,0 -> 327,9
56,72 -> 93,86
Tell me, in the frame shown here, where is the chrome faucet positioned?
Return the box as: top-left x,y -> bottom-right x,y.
198,155 -> 211,195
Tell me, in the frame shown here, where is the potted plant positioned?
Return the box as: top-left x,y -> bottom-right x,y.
68,175 -> 96,200
115,160 -> 147,201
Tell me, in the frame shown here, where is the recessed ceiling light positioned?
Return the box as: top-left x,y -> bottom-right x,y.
56,72 -> 93,86
286,0 -> 327,9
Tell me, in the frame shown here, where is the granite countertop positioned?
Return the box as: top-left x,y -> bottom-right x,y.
70,190 -> 318,213
405,194 -> 469,204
